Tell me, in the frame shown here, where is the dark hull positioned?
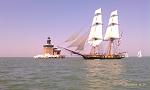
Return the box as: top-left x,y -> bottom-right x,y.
82,55 -> 125,59
59,47 -> 125,60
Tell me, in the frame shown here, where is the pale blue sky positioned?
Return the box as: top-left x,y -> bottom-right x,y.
0,0 -> 149,57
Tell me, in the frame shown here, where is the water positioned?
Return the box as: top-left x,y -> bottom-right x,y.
0,57 -> 150,90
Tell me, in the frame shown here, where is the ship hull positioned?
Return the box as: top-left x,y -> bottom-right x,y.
82,55 -> 125,59
59,47 -> 125,60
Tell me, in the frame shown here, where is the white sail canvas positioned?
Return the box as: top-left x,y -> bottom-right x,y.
104,10 -> 119,40
88,8 -> 103,46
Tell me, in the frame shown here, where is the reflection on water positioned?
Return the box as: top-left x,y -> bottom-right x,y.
84,60 -> 124,89
0,57 -> 150,90
84,59 -> 148,90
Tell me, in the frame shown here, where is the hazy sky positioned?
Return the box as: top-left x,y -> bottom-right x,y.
0,0 -> 149,57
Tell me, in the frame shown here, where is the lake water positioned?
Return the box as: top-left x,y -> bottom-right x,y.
0,57 -> 150,90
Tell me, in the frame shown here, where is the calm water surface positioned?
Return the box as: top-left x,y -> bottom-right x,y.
0,57 -> 150,90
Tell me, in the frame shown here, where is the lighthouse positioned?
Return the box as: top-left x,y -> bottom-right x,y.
43,37 -> 54,55
43,37 -> 61,55
34,37 -> 64,58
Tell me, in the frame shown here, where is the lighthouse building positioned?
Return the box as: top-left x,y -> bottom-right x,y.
34,37 -> 64,58
43,37 -> 61,55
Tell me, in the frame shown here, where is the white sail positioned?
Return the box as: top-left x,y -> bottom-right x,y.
88,8 -> 103,47
104,10 -> 119,40
137,50 -> 142,57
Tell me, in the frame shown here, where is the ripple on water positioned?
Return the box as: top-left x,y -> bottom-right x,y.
0,57 -> 150,90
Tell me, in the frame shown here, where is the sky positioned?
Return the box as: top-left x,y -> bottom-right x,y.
0,0 -> 149,57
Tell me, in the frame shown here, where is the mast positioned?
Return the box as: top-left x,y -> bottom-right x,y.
104,10 -> 119,56
88,8 -> 103,54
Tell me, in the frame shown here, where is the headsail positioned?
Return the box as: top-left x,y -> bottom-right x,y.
88,8 -> 103,47
68,32 -> 89,51
65,32 -> 80,42
75,33 -> 88,51
67,34 -> 82,48
104,10 -> 119,40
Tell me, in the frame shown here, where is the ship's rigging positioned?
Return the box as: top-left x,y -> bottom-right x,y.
63,8 -> 125,59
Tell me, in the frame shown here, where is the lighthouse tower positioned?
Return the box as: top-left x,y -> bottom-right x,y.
43,37 -> 54,55
43,37 -> 61,55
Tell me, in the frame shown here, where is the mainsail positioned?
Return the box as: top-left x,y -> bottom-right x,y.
88,8 -> 103,47
104,10 -> 119,40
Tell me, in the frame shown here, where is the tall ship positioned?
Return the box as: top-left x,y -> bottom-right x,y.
61,8 -> 126,59
34,37 -> 65,59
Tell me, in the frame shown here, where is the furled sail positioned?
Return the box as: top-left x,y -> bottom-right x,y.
104,10 -> 119,40
88,8 -> 103,47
